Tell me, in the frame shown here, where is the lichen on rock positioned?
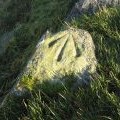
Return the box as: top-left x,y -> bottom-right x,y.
15,28 -> 97,91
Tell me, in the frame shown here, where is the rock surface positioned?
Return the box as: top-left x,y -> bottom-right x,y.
0,4 -> 98,106
0,28 -> 97,107
14,28 -> 97,93
67,0 -> 120,20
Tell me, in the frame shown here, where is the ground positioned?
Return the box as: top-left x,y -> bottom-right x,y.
0,0 -> 120,120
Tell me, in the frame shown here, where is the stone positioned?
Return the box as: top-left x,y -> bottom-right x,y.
66,0 -> 120,20
0,28 -> 97,107
14,28 -> 97,92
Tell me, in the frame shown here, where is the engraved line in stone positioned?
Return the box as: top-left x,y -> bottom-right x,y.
55,34 -> 69,62
70,34 -> 77,57
72,34 -> 81,57
57,36 -> 69,61
48,33 -> 67,48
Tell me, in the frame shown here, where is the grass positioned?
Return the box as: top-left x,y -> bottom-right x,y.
26,7 -> 120,120
0,2 -> 120,120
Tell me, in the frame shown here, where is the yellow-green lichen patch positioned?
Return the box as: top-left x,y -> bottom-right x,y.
18,28 -> 97,90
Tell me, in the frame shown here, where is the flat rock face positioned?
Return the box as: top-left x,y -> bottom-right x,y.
67,0 -> 120,20
19,28 -> 97,86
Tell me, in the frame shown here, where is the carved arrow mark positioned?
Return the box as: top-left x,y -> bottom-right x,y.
47,30 -> 85,62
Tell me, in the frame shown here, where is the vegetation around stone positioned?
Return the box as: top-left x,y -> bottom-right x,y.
0,0 -> 120,120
